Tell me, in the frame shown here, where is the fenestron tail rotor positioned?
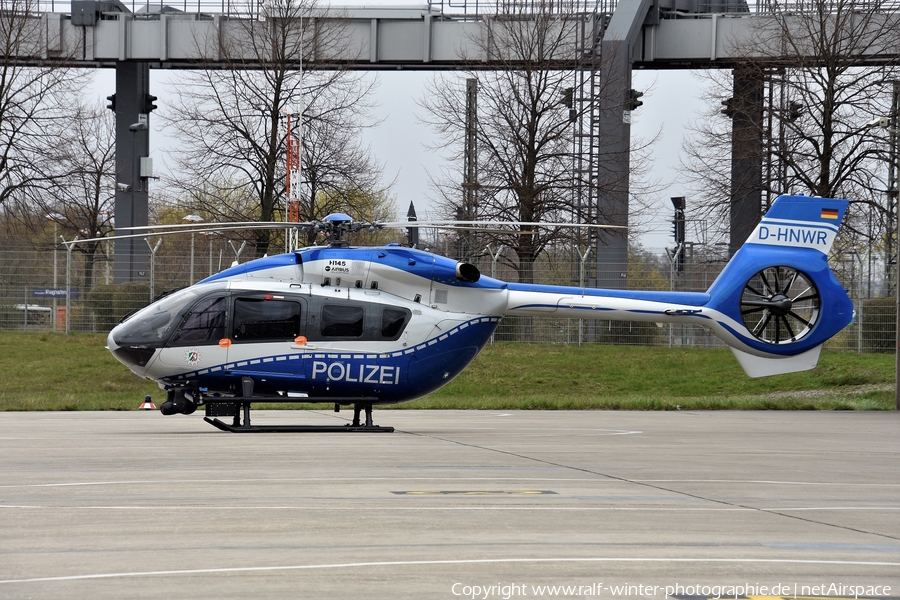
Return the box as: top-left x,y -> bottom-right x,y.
740,266 -> 821,345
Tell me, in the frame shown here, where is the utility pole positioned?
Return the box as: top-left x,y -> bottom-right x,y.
888,82 -> 900,411
867,82 -> 900,410
886,82 -> 899,298
461,78 -> 478,262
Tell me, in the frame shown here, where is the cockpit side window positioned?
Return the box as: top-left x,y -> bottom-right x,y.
112,287 -> 204,347
169,296 -> 227,346
233,297 -> 303,342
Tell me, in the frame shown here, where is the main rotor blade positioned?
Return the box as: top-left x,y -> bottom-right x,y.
117,219 -> 627,233
380,220 -> 627,230
427,225 -> 541,235
116,221 -> 315,231
64,223 -> 296,246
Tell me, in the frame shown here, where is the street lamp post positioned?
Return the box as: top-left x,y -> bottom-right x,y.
183,214 -> 204,284
61,235 -> 78,335
869,84 -> 900,410
144,237 -> 163,300
199,231 -> 221,277
46,213 -> 63,330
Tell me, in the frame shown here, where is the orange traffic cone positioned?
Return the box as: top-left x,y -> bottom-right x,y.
139,395 -> 157,410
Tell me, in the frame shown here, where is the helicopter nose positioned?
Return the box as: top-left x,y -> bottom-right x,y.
106,329 -> 119,353
107,326 -> 157,371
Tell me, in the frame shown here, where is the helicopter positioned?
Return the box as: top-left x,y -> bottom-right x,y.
106,194 -> 854,432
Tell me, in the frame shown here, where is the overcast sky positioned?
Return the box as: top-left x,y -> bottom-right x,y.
89,50 -> 713,255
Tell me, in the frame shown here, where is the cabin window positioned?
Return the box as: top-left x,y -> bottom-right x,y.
233,298 -> 302,342
321,304 -> 364,337
381,307 -> 410,339
169,296 -> 227,346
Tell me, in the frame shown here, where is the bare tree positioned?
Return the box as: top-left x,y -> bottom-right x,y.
161,0 -> 383,257
0,0 -> 89,209
24,103 -> 116,289
295,80 -> 388,244
682,0 -> 900,247
421,1 -> 657,287
422,3 -> 585,284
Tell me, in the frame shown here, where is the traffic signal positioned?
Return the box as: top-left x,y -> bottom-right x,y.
671,196 -> 685,244
627,89 -> 644,111
721,97 -> 736,118
561,87 -> 577,122
106,94 -> 116,111
671,197 -> 686,273
143,93 -> 158,113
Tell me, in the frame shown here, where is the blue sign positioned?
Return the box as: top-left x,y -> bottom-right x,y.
33,288 -> 79,299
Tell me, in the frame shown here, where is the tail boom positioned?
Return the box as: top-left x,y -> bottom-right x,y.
502,196 -> 854,377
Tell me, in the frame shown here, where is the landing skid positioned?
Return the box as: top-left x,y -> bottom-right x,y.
203,416 -> 394,433
199,377 -> 393,432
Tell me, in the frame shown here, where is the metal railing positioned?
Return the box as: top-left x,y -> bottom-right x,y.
36,0 -> 262,17
30,0 -> 900,20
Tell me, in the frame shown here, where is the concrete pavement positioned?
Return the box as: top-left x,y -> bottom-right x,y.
0,409 -> 897,599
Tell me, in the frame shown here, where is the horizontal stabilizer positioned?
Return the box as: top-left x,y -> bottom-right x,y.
730,345 -> 822,378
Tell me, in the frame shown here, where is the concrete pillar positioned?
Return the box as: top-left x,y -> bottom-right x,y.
113,61 -> 151,283
728,68 -> 764,256
595,38 -> 631,291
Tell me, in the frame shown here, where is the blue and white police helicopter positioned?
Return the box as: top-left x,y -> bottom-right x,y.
106,195 -> 854,432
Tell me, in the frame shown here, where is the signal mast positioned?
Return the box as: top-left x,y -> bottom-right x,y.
285,110 -> 302,252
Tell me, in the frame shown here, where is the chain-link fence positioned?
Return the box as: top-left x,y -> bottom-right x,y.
1,243 -> 894,353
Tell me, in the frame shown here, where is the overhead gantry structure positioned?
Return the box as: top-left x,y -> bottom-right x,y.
18,0 -> 900,283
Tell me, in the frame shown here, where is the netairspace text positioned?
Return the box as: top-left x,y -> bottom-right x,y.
450,582 -> 893,599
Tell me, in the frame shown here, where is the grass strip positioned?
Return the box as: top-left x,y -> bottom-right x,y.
0,331 -> 894,411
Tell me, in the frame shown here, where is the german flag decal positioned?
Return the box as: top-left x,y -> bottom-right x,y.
821,208 -> 840,219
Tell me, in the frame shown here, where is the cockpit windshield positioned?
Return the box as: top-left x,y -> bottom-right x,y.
112,283 -> 227,347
